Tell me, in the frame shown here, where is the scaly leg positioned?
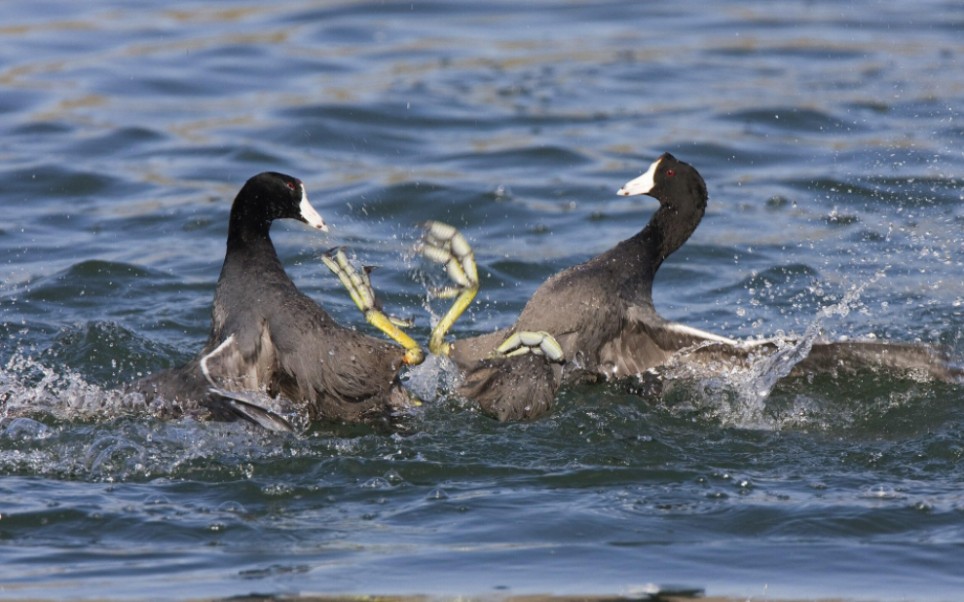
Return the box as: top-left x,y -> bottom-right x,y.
419,222 -> 565,364
418,221 -> 479,356
322,248 -> 424,366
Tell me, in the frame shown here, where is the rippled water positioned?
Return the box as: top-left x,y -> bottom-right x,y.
2,2 -> 963,600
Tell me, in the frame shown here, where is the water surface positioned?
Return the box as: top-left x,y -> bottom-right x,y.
1,2 -> 963,600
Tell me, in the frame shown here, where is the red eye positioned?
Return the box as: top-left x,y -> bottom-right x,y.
286,181 -> 297,191
666,169 -> 676,177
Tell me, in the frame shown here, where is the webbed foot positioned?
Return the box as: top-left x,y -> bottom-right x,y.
322,247 -> 424,365
418,221 -> 479,356
495,330 -> 565,362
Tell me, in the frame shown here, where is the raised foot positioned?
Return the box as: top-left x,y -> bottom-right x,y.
322,247 -> 424,365
419,221 -> 478,296
495,330 -> 565,363
418,221 -> 479,356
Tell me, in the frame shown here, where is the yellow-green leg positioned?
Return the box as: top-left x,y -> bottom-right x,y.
419,221 -> 565,364
419,221 -> 480,356
322,248 -> 424,366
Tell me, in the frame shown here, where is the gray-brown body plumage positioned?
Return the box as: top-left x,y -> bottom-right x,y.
133,172 -> 410,427
445,154 -> 959,421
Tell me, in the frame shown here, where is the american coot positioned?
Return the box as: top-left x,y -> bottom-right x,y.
419,153 -> 960,421
133,172 -> 423,431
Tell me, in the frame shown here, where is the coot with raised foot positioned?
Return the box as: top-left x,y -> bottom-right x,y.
421,152 -> 713,420
421,153 -> 961,421
133,172 -> 422,430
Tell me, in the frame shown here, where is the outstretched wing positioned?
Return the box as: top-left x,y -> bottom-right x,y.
599,304 -> 741,379
198,332 -> 299,431
199,332 -> 271,391
605,305 -> 962,384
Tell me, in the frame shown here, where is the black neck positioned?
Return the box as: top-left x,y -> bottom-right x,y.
226,205 -> 273,251
622,202 -> 703,301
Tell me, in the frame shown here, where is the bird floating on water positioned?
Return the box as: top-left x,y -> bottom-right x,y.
409,153 -> 960,420
133,172 -> 423,431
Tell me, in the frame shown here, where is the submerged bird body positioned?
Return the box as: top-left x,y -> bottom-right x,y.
135,172 -> 411,428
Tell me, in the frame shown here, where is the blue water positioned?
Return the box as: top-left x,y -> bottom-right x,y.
2,1 -> 963,600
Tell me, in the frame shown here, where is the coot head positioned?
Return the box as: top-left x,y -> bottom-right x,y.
229,172 -> 327,242
617,152 -> 707,261
618,152 -> 706,204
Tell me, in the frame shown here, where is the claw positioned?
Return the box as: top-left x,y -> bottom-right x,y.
418,221 -> 480,356
388,315 -> 415,328
495,331 -> 565,363
322,248 -> 424,366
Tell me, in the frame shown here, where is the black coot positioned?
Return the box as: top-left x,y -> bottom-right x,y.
423,153 -> 711,419
422,154 -> 959,420
134,172 -> 417,430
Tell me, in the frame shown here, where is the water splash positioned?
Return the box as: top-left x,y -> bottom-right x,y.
741,271 -> 886,399
403,250 -> 472,406
1,353 -> 343,481
1,352 -> 137,421
659,271 -> 891,430
403,350 -> 472,417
